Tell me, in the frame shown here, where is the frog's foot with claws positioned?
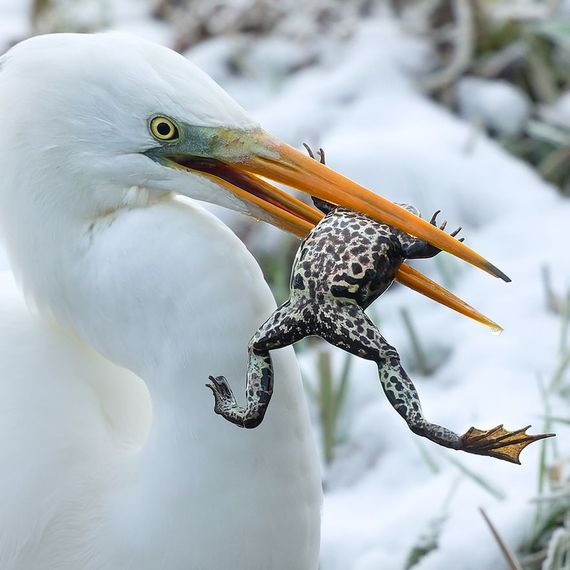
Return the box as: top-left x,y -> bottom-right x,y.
459,424 -> 555,464
206,375 -> 238,417
206,371 -> 272,429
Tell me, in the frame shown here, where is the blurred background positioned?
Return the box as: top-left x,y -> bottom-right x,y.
1,1 -> 570,568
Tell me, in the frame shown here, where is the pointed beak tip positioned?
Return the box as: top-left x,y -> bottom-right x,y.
492,265 -> 511,283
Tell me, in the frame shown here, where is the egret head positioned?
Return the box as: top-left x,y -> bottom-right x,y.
0,32 -> 507,281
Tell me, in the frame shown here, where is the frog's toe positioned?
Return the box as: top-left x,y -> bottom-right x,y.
459,424 -> 555,464
429,211 -> 463,237
450,226 -> 464,242
207,374 -> 233,397
206,375 -> 238,412
429,210 -> 441,225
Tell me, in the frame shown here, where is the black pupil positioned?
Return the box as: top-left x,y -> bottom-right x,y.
157,121 -> 173,137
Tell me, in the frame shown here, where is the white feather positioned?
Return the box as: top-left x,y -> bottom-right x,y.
0,33 -> 321,569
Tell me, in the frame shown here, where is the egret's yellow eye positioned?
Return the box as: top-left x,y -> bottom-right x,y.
150,116 -> 179,141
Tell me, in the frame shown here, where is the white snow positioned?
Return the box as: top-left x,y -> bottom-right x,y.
1,2 -> 568,569
0,0 -> 27,51
456,76 -> 532,137
540,90 -> 570,131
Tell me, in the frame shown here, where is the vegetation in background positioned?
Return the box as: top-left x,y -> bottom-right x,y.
517,267 -> 570,569
410,0 -> 570,195
31,0 -> 109,34
304,347 -> 353,466
152,0 -> 380,52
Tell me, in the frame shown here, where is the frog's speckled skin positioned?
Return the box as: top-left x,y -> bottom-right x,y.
206,149 -> 466,448
207,149 -> 552,462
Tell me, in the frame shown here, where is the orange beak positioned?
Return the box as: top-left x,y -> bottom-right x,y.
166,127 -> 506,330
396,264 -> 502,332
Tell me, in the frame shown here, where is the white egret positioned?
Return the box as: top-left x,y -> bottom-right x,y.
0,32 -> 508,569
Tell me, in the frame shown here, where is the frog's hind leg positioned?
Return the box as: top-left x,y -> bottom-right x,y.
207,299 -> 311,429
316,301 -> 463,450
316,301 -> 554,463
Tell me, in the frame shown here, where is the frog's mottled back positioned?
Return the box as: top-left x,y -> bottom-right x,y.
290,204 -> 425,308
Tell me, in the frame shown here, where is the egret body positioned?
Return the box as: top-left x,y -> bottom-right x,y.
0,33 -> 322,570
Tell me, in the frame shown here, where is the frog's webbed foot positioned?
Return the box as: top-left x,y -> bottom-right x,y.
459,424 -> 555,464
401,210 -> 464,260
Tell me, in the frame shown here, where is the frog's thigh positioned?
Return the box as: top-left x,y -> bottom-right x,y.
315,302 -> 389,359
316,303 -> 464,450
316,302 -> 425,421
251,299 -> 313,351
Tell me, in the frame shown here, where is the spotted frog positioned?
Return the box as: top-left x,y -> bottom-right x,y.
207,147 -> 552,464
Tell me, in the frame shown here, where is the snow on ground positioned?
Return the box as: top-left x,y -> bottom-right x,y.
0,0 -> 27,46
541,91 -> 570,131
1,2 -> 569,568
456,76 -> 531,137
194,19 -> 570,569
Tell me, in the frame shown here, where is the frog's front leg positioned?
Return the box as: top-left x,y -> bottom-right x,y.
302,142 -> 337,215
207,300 -> 310,428
207,348 -> 272,429
400,210 -> 464,260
